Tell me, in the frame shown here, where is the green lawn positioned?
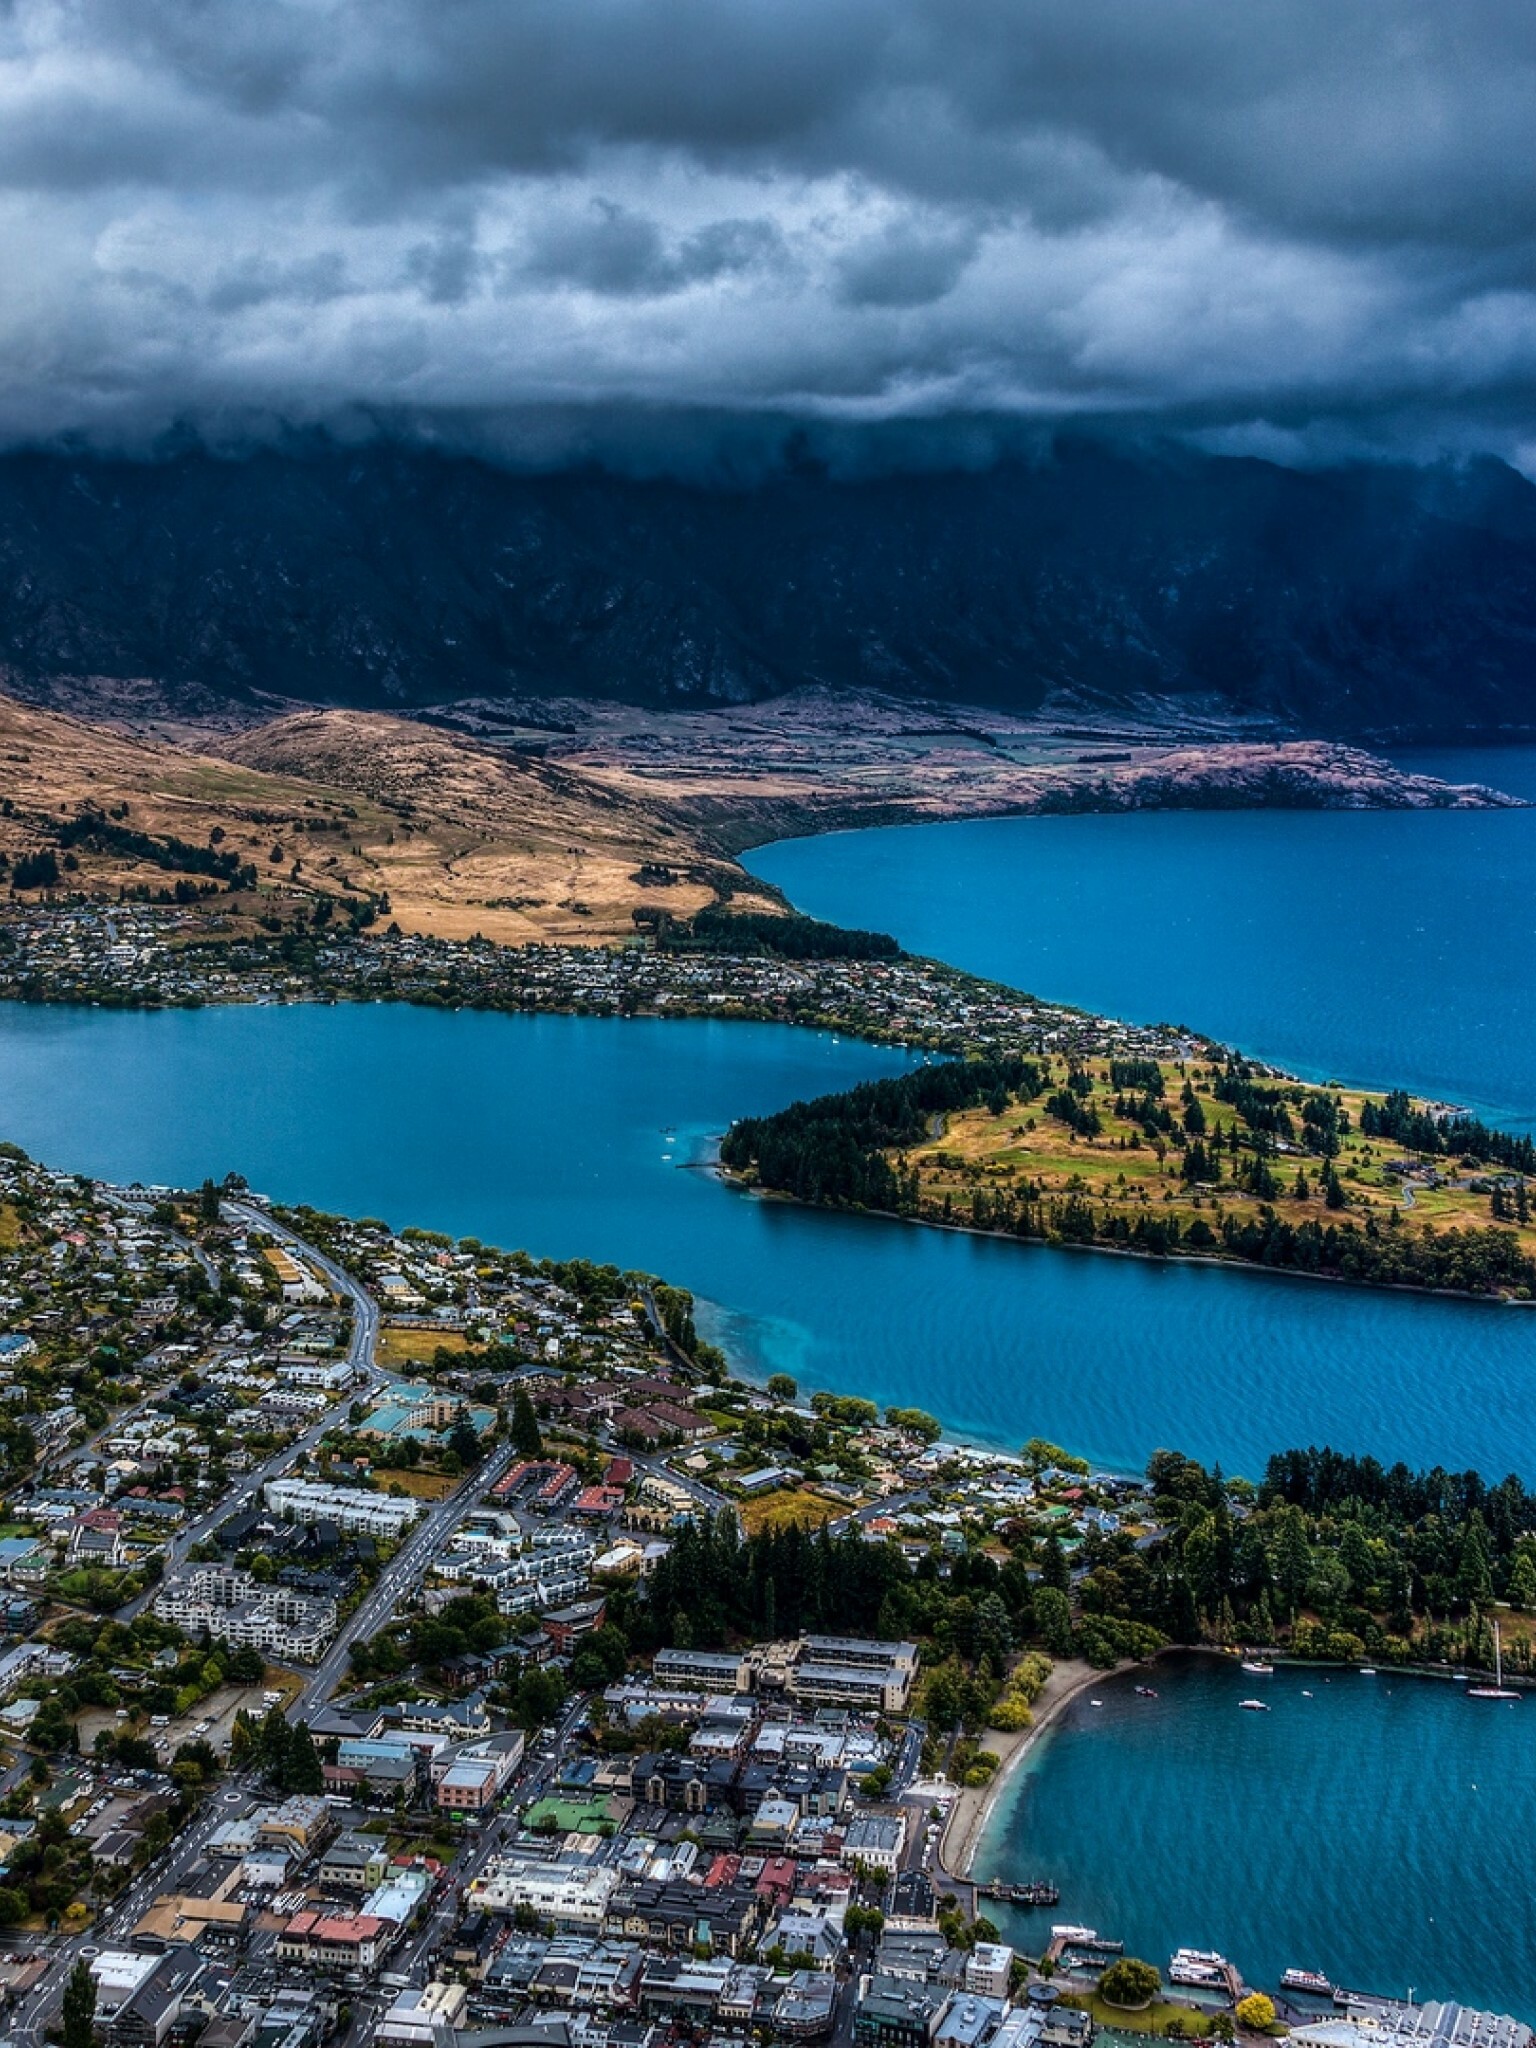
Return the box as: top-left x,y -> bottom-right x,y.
1060,1994 -> 1218,2039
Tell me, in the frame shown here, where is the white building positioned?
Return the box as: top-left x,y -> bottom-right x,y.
153,1564 -> 337,1662
264,1476 -> 423,1539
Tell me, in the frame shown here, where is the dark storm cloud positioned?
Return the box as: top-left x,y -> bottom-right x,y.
3,0 -> 1536,467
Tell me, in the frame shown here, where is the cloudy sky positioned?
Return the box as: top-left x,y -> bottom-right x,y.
5,0 -> 1536,468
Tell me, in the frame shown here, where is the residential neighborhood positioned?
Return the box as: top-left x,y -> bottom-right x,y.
0,1147 -> 1521,2048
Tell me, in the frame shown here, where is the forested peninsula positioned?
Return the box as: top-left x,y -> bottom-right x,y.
719,1055 -> 1536,1299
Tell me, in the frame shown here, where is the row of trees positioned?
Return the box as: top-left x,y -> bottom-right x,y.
1361,1088 -> 1536,1174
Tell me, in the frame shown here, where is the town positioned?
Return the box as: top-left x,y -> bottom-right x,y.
0,901 -> 1213,1069
0,1145 -> 1526,2048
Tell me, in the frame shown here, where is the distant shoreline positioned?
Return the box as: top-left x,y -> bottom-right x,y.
713,1163 -> 1536,1309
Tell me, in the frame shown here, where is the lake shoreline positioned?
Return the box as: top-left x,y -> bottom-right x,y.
713,1165 -> 1536,1309
943,1657 -> 1109,1881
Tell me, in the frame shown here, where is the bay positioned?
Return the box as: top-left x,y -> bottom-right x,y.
979,1654 -> 1536,2019
0,1000 -> 1532,1481
744,746 -> 1536,1129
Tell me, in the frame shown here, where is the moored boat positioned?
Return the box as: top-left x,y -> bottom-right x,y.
1467,1619 -> 1521,1700
1170,1947 -> 1230,1988
1281,1968 -> 1335,1997
1239,1697 -> 1270,1711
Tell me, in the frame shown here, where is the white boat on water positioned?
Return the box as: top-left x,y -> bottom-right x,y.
1239,1698 -> 1270,1712
1468,1620 -> 1521,1701
1170,1947 -> 1230,1987
1241,1658 -> 1275,1674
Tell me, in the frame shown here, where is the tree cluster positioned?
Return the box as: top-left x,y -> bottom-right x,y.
720,1056 -> 1044,1209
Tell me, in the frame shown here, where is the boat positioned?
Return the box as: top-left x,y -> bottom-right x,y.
1467,1619 -> 1521,1700
1090,1699 -> 1103,1707
1301,1689 -> 1314,1697
1239,1698 -> 1270,1711
1134,1684 -> 1159,1698
1241,1657 -> 1275,1674
1170,1948 -> 1230,1988
1359,1667 -> 1377,1676
1281,1968 -> 1335,1997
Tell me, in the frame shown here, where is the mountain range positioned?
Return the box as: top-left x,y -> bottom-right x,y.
2,436 -> 1535,741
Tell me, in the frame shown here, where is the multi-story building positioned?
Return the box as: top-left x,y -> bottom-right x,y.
152,1565 -> 337,1662
842,1814 -> 909,1876
431,1731 -> 525,1812
263,1477 -> 423,1539
788,1636 -> 919,1715
276,1912 -> 386,1973
653,1646 -> 752,1693
470,1860 -> 619,1933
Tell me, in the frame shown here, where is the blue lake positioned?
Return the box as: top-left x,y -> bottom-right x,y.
0,1000 -> 1532,1483
979,1655 -> 1536,2019
746,746 -> 1536,1129
3,753 -> 1536,2018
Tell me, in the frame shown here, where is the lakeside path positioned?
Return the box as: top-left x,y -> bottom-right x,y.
942,1657 -> 1105,1880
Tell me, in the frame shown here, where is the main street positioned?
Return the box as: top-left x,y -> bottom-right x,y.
291,1438 -> 517,1722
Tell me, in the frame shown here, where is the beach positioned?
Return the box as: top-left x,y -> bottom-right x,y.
941,1657 -> 1108,1879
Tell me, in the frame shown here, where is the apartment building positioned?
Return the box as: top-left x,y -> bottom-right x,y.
153,1565 -> 337,1662
263,1477 -> 423,1539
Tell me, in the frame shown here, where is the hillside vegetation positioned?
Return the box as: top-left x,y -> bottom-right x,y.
0,693 -> 767,944
722,1052 -> 1536,1297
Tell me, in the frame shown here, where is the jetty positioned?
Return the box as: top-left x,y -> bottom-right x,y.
1044,1926 -> 1125,1972
977,1879 -> 1061,1908
1168,1948 -> 1245,2001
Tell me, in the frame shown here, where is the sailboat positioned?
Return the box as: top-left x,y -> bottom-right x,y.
1467,1619 -> 1521,1700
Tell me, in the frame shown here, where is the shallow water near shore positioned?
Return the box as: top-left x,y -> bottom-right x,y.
0,1000 -> 1534,1479
978,1651 -> 1536,2019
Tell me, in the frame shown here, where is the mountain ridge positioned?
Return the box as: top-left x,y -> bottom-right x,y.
1,437 -> 1535,739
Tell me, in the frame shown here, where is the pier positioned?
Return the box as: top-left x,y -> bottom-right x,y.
977,1880 -> 1061,1908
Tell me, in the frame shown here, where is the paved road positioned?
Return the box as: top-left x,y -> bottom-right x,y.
11,1783 -> 257,2045
221,1198 -> 381,1381
291,1439 -> 517,1723
112,1200 -> 385,1623
621,1444 -> 732,1519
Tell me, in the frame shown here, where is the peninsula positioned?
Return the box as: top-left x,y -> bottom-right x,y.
718,1052 -> 1536,1299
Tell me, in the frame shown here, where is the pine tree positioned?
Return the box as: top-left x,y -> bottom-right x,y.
286,1721 -> 325,1796
1508,1552 -> 1536,1612
62,1959 -> 96,2048
510,1387 -> 543,1459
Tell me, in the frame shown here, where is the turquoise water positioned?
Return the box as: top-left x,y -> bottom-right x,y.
4,762 -> 1536,2016
980,1655 -> 1536,2019
746,747 -> 1536,1129
0,1000 -> 1533,1480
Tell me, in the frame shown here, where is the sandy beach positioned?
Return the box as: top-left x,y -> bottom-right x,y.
940,1657 -> 1112,1880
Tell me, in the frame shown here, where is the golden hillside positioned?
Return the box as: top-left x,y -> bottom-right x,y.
0,692 -> 766,945
216,708 -> 765,942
